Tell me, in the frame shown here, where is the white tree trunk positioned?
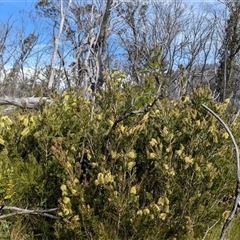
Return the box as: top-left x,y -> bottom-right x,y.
48,0 -> 72,90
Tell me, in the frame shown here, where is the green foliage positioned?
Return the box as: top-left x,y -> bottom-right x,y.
0,80 -> 237,239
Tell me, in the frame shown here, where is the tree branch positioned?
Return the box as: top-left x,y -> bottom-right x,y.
0,205 -> 59,220
202,104 -> 240,240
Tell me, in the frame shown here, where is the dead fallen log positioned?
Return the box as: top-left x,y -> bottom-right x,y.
0,96 -> 53,109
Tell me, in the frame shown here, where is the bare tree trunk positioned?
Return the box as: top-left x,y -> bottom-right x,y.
48,0 -> 72,90
92,0 -> 113,92
216,1 -> 240,101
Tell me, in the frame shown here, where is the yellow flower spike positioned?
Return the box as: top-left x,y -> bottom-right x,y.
72,215 -> 80,222
63,208 -> 70,215
66,180 -> 72,188
183,96 -> 190,103
65,162 -> 72,169
184,156 -> 194,165
149,138 -> 158,147
163,164 -> 169,170
111,150 -> 118,159
159,213 -> 167,220
94,180 -> 99,185
164,197 -> 169,205
143,208 -> 150,215
70,189 -> 77,196
130,186 -> 137,195
142,112 -> 149,121
58,212 -> 63,217
23,118 -> 29,126
104,172 -> 114,183
1,116 -> 12,125
164,205 -> 170,213
176,144 -> 184,156
127,151 -> 136,159
60,184 -> 67,192
168,168 -> 175,177
162,126 -> 168,136
149,152 -> 156,159
86,152 -> 91,160
166,147 -> 171,153
224,98 -> 230,104
127,161 -> 136,170
70,146 -> 76,151
222,132 -> 229,139
73,178 -> 79,184
196,120 -> 201,127
153,204 -> 160,211
97,173 -> 105,184
21,127 -> 30,137
63,197 -> 71,205
158,197 -> 165,206
96,114 -> 102,121
168,133 -> 174,141
195,163 -> 201,172
137,210 -> 143,216
206,163 -> 212,170
107,119 -> 114,127
0,138 -> 5,145
30,114 -> 36,122
119,125 -> 125,133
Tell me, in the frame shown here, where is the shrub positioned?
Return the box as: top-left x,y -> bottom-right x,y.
0,81 -> 236,239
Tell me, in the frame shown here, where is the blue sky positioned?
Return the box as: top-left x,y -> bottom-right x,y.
0,0 -> 222,21
0,0 -> 35,21
0,0 -> 225,69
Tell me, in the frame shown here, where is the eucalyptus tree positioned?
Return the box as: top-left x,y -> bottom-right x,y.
115,0 -> 219,99
215,0 -> 240,102
36,0 -> 114,95
0,14 -> 44,97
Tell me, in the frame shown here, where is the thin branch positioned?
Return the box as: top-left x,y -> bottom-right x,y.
0,206 -> 58,220
202,104 -> 240,240
202,219 -> 220,240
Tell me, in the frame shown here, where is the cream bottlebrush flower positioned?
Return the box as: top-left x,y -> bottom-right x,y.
176,144 -> 185,156
137,210 -> 143,216
128,161 -> 136,170
149,138 -> 158,147
63,197 -> 71,205
97,173 -> 105,184
163,164 -> 169,170
61,184 -> 67,192
159,213 -> 167,220
104,172 -> 114,183
162,126 -> 168,136
107,119 -> 114,127
143,208 -> 150,215
127,151 -> 136,159
130,186 -> 137,194
184,156 -> 194,164
149,152 -> 156,159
